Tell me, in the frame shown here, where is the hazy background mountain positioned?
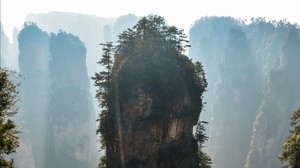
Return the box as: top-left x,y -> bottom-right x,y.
17,23 -> 50,168
26,12 -> 138,112
0,22 -> 19,70
189,17 -> 300,168
15,23 -> 98,168
46,30 -> 97,168
26,12 -> 138,77
1,12 -> 139,168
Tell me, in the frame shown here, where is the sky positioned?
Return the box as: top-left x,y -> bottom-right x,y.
1,0 -> 300,41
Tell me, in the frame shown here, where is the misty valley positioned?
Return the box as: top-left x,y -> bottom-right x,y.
1,12 -> 300,168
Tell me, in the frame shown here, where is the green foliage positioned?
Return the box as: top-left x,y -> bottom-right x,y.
193,61 -> 207,93
279,107 -> 300,168
195,121 -> 212,168
195,121 -> 208,146
92,42 -> 114,168
0,68 -> 19,168
98,156 -> 107,168
114,15 -> 190,63
114,15 -> 206,116
198,151 -> 212,168
93,42 -> 114,111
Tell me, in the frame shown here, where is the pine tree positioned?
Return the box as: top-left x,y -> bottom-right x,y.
279,107 -> 300,168
195,121 -> 212,168
92,42 -> 114,168
0,68 -> 19,168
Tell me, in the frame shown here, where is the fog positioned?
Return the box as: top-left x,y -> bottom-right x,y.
189,17 -> 300,168
1,13 -> 139,167
1,13 -> 300,168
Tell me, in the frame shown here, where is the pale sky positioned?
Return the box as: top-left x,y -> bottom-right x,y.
1,0 -> 300,41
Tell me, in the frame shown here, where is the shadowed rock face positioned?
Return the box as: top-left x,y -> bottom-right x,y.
106,55 -> 202,168
119,88 -> 199,168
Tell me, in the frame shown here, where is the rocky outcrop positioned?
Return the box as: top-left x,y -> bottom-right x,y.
207,27 -> 262,168
0,22 -> 19,70
26,12 -> 138,77
46,31 -> 97,168
17,24 -> 97,168
245,28 -> 300,168
93,16 -> 207,167
110,86 -> 199,168
1,22 -> 8,67
105,41 -> 205,167
18,23 -> 50,168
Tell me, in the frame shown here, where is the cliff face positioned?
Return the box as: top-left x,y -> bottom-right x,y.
1,22 -> 8,67
26,12 -> 138,77
16,24 -> 97,168
1,22 -> 19,70
207,28 -> 262,168
96,16 -> 207,168
27,12 -> 139,121
46,31 -> 97,168
17,23 -> 50,168
105,52 -> 204,168
117,89 -> 198,167
245,28 -> 300,168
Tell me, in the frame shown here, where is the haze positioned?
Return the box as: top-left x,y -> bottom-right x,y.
1,0 -> 300,41
1,1 -> 300,168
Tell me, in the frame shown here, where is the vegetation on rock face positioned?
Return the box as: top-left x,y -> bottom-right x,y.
92,42 -> 113,168
279,107 -> 300,168
93,15 -> 208,167
195,121 -> 212,168
0,69 -> 19,168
